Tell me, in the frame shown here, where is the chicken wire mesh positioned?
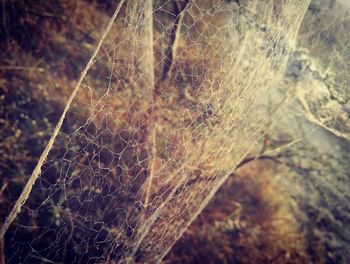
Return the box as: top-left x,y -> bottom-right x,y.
1,0 -> 312,263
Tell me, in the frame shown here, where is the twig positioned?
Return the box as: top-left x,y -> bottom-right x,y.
143,0 -> 188,206
235,135 -> 307,169
0,0 -> 126,240
160,0 -> 189,83
0,66 -> 45,72
235,154 -> 283,169
144,123 -> 157,206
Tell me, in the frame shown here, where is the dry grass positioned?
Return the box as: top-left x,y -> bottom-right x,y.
164,160 -> 311,264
